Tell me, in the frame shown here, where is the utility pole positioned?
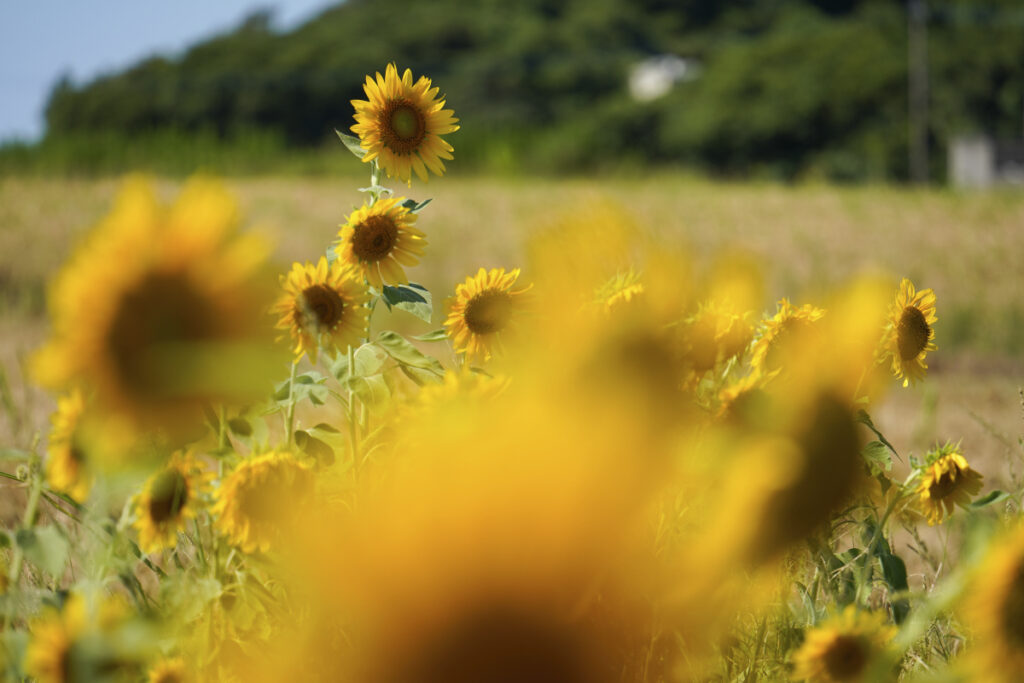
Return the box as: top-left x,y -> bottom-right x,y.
908,0 -> 929,184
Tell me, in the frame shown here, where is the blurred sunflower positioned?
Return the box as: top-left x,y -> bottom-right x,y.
274,256 -> 370,362
336,197 -> 425,289
351,63 -> 459,183
750,299 -> 825,373
133,451 -> 213,553
593,269 -> 645,313
964,525 -> 1024,677
213,451 -> 314,554
45,389 -> 92,503
915,443 -> 982,525
445,267 -> 531,362
681,301 -> 754,377
882,278 -> 936,387
24,596 -> 86,683
791,607 -> 896,682
33,177 -> 278,435
147,656 -> 190,683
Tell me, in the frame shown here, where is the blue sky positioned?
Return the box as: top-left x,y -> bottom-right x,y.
0,1 -> 338,142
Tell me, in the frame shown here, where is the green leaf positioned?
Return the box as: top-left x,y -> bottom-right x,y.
861,440 -> 893,475
228,417 -> 252,437
0,531 -> 10,548
331,354 -> 351,383
380,283 -> 432,323
350,374 -> 391,406
413,329 -> 449,342
335,129 -> 366,159
856,410 -> 901,460
400,364 -> 445,387
400,198 -> 433,213
375,331 -> 445,375
353,343 -> 387,377
294,430 -> 335,466
17,526 -> 69,578
970,490 -> 1010,508
275,371 -> 330,406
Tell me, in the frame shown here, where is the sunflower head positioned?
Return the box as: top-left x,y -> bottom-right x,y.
133,451 -> 213,553
351,63 -> 460,183
33,177 -> 280,436
915,442 -> 983,525
444,267 -> 531,362
593,269 -> 645,313
212,451 -> 314,554
147,656 -> 191,683
883,278 -> 937,387
791,607 -> 896,682
336,197 -> 426,289
965,525 -> 1024,677
750,299 -> 826,373
274,256 -> 370,362
45,389 -> 93,503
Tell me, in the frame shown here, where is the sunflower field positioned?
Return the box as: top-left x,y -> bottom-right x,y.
1,63 -> 1023,683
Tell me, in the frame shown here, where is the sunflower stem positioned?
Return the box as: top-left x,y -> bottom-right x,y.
284,360 -> 298,447
348,343 -> 361,477
369,161 -> 382,206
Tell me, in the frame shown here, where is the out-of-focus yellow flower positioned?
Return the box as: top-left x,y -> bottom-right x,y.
963,525 -> 1024,678
881,278 -> 936,387
680,300 -> 754,378
336,197 -> 425,289
273,256 -> 370,362
45,389 -> 92,502
351,63 -> 459,183
791,607 -> 896,682
915,443 -> 982,525
133,451 -> 213,553
593,269 -> 645,312
147,656 -> 190,683
444,267 -> 531,362
750,299 -> 826,373
33,177 -> 279,437
213,451 -> 313,554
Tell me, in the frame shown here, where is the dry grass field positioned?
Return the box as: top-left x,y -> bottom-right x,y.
2,174 -> 1023,490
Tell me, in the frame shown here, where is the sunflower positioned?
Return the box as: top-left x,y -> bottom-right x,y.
444,267 -> 531,362
964,525 -> 1024,677
45,389 -> 92,503
915,443 -> 983,525
750,299 -> 826,373
791,607 -> 896,682
133,451 -> 213,553
882,278 -> 936,387
351,63 -> 459,183
336,197 -> 426,289
147,656 -> 190,683
681,301 -> 755,377
24,596 -> 85,683
212,451 -> 314,554
273,256 -> 370,362
32,177 -> 278,435
593,269 -> 645,313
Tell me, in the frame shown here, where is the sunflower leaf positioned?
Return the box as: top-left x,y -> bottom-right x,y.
381,284 -> 432,323
970,490 -> 1009,508
295,430 -> 334,466
16,526 -> 69,578
400,198 -> 432,213
412,329 -> 449,342
375,331 -> 445,376
335,129 -> 367,159
399,364 -> 444,387
861,440 -> 893,476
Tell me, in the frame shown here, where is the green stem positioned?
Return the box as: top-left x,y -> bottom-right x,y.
284,360 -> 298,447
217,404 -> 228,451
348,344 -> 361,477
9,457 -> 44,587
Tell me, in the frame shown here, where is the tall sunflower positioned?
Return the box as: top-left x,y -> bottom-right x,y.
45,389 -> 92,503
273,257 -> 370,362
915,443 -> 983,525
32,177 -> 278,435
444,267 -> 531,362
212,451 -> 314,554
750,299 -> 826,373
964,525 -> 1024,678
882,278 -> 937,387
791,607 -> 896,682
133,451 -> 213,554
351,63 -> 459,183
336,197 -> 426,289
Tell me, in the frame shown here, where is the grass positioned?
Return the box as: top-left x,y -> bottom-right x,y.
1,173 -> 1022,479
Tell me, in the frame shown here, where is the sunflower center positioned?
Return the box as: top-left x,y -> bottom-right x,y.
822,635 -> 868,680
928,467 -> 960,500
148,468 -> 189,524
381,100 -> 426,155
393,607 -> 590,683
298,284 -> 345,333
352,215 -> 398,263
1001,561 -> 1024,649
897,306 -> 930,361
106,272 -> 218,398
464,291 -> 513,335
